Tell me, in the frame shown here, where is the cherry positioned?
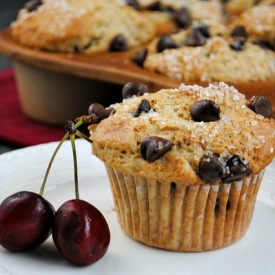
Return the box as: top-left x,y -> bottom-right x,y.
0,122 -> 70,253
0,191 -> 55,252
0,118 -> 111,266
52,199 -> 110,266
51,120 -> 110,266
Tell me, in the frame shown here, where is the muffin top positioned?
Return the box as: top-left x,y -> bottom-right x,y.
89,82 -> 275,185
229,3 -> 275,50
141,21 -> 275,83
11,0 -> 157,53
141,0 -> 225,23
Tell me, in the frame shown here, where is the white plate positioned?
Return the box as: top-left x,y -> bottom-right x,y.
0,140 -> 275,275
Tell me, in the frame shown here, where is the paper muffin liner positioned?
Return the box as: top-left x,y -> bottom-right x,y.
105,165 -> 265,251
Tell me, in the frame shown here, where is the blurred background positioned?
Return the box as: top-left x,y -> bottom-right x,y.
0,1 -> 25,71
0,1 -> 25,153
0,1 -> 93,155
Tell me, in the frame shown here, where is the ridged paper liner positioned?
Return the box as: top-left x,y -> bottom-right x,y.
105,166 -> 265,251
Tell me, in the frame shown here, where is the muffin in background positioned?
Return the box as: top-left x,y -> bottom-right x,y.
10,0 -> 157,53
229,2 -> 275,51
119,0 -> 226,36
89,82 -> 275,251
137,21 -> 275,84
140,0 -> 225,30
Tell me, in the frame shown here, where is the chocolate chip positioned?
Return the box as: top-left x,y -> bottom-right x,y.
157,35 -> 179,53
249,96 -> 272,118
73,45 -> 80,53
171,182 -> 176,191
172,7 -> 191,29
122,82 -> 149,99
140,136 -> 174,162
185,28 -> 207,47
226,200 -> 231,211
83,40 -> 92,50
110,34 -> 128,51
223,155 -> 252,182
231,25 -> 247,40
125,0 -> 142,11
215,198 -> 230,214
24,0 -> 42,12
199,153 -> 227,182
191,100 -> 220,122
145,1 -> 162,10
197,24 -> 210,38
133,99 -> 151,117
214,199 -> 220,213
254,40 -> 275,51
133,48 -> 148,67
88,103 -> 116,123
230,38 -> 244,51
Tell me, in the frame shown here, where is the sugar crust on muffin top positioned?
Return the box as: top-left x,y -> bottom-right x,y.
89,82 -> 275,185
11,0 -> 157,53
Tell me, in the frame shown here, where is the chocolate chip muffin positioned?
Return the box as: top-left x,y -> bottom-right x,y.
10,0 -> 157,53
140,0 -> 225,28
89,82 -> 275,251
229,2 -> 275,51
139,21 -> 275,83
119,0 -> 225,37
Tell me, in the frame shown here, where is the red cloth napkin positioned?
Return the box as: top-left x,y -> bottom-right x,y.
0,68 -> 66,147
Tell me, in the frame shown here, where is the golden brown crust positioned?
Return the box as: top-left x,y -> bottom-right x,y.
139,0 -> 225,34
90,82 -> 275,185
10,0 -> 226,53
143,27 -> 275,83
229,5 -> 275,48
10,0 -> 157,53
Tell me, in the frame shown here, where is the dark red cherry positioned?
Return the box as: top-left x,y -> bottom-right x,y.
0,191 -> 55,252
52,199 -> 110,266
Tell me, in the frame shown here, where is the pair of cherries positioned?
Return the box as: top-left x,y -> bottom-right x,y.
0,192 -> 110,266
0,120 -> 110,266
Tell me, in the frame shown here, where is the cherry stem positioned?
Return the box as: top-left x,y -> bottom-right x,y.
76,130 -> 92,143
39,132 -> 69,196
39,119 -> 85,197
70,133 -> 80,200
